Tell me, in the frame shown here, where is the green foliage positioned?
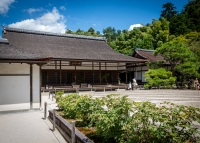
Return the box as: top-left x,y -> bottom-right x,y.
160,2 -> 178,21
106,18 -> 170,55
56,93 -> 200,143
56,93 -> 104,126
89,94 -> 133,142
65,27 -> 102,37
144,68 -> 176,89
120,101 -> 200,143
55,91 -> 64,107
155,39 -> 199,79
166,0 -> 200,35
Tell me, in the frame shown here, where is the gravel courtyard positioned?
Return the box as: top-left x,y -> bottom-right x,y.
79,89 -> 200,108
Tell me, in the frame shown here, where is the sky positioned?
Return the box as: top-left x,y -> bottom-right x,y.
0,0 -> 188,37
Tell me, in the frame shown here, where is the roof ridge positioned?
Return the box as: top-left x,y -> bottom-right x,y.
136,48 -> 155,52
4,27 -> 106,41
0,38 -> 9,44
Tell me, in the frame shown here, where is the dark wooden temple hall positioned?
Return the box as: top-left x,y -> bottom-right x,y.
2,27 -> 146,87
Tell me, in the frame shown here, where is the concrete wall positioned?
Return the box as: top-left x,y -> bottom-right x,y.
0,63 -> 40,105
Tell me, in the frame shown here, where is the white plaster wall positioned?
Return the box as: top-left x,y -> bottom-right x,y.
0,76 -> 30,105
33,65 -> 40,103
0,63 -> 29,74
0,63 -> 40,105
0,63 -> 30,105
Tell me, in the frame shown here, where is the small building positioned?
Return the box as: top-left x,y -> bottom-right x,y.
131,48 -> 165,84
0,27 -> 146,108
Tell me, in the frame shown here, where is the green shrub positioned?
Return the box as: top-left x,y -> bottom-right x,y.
55,91 -> 64,104
144,68 -> 176,89
56,93 -> 200,143
120,101 -> 200,143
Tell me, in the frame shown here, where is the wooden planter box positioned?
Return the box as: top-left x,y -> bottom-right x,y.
49,110 -> 93,143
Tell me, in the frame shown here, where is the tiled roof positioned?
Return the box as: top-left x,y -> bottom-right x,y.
0,42 -> 44,60
133,48 -> 165,62
1,27 -> 146,63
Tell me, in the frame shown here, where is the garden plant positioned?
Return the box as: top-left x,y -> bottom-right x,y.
56,92 -> 200,143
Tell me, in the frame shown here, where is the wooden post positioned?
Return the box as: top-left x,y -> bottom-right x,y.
39,65 -> 42,108
126,70 -> 128,84
44,102 -> 47,120
71,122 -> 76,143
141,64 -> 143,82
53,109 -> 56,131
30,64 -> 33,109
99,62 -> 101,84
55,61 -> 57,69
92,62 -> 94,83
117,63 -> 119,84
60,61 -> 61,85
75,65 -> 77,83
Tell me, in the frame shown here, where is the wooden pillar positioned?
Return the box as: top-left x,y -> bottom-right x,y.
30,64 -> 33,109
59,61 -> 61,85
47,71 -> 49,86
75,65 -> 77,83
117,63 -> 119,84
133,64 -> 135,79
92,62 -> 94,83
84,71 -> 85,83
141,65 -> 143,82
39,65 -> 42,108
126,71 -> 128,84
55,61 -> 57,69
99,62 -> 101,84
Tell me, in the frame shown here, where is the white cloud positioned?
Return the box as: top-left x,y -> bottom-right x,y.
8,7 -> 66,33
25,8 -> 43,14
60,6 -> 66,11
0,0 -> 15,14
128,24 -> 143,31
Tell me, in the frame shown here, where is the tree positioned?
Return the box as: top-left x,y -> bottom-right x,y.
76,28 -> 85,35
103,27 -> 120,42
154,39 -> 199,79
167,0 -> 200,35
183,0 -> 200,32
66,29 -> 74,34
86,27 -> 95,36
160,2 -> 178,21
169,14 -> 190,35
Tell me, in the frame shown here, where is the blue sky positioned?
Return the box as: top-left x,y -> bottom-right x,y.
0,0 -> 188,37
